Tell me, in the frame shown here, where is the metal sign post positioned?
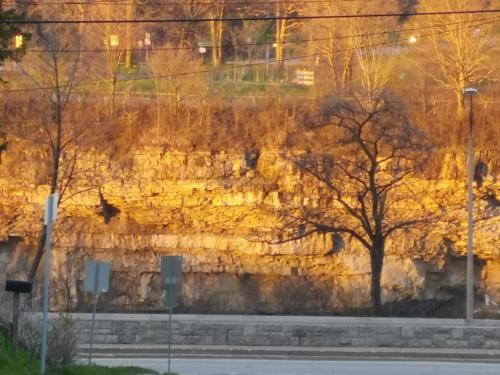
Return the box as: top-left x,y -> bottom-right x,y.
40,192 -> 58,374
160,256 -> 182,375
84,260 -> 110,365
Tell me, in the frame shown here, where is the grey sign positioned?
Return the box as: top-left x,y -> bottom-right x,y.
84,261 -> 110,293
160,256 -> 182,282
165,283 -> 180,309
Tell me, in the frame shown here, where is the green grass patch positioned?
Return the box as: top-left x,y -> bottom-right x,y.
210,80 -> 311,97
0,329 -> 177,375
50,364 -> 160,375
0,329 -> 39,375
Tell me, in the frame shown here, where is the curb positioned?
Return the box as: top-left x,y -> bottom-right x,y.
78,345 -> 500,362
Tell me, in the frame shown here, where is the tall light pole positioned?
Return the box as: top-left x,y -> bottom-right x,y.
464,87 -> 477,322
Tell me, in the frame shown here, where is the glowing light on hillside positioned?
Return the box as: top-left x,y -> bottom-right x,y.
110,34 -> 119,47
408,36 -> 417,44
15,34 -> 23,49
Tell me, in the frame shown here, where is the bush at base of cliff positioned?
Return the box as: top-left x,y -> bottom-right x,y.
19,313 -> 78,366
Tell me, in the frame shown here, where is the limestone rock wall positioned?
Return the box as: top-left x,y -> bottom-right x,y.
0,140 -> 498,315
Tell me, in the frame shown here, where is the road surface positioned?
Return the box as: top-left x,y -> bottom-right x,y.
94,358 -> 500,375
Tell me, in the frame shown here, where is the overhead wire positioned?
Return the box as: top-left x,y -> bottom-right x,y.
1,14 -> 497,54
0,0 -> 396,6
1,9 -> 500,24
0,16 -> 498,94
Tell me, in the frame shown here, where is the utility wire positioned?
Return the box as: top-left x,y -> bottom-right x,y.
1,9 -> 500,24
1,15 -> 497,54
0,17 -> 498,94
3,0 -> 372,5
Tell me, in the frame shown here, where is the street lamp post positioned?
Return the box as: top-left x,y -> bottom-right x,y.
464,87 -> 477,322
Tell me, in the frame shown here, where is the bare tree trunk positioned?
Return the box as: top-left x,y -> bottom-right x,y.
28,226 -> 47,281
275,15 -> 285,67
154,77 -> 161,137
341,52 -> 353,91
124,0 -> 134,69
111,73 -> 117,118
455,77 -> 466,144
216,19 -> 223,64
370,241 -> 384,316
209,6 -> 223,67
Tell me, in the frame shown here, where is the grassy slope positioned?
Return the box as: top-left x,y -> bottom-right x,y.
0,330 -> 176,375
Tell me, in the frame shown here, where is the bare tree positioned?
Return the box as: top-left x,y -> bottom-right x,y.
70,1 -> 128,118
305,0 -> 399,96
146,44 -> 207,136
273,0 -> 304,67
271,92 -> 432,315
239,20 -> 270,63
208,2 -> 224,67
50,247 -> 87,312
303,1 -> 360,91
415,0 -> 496,122
15,24 -> 95,283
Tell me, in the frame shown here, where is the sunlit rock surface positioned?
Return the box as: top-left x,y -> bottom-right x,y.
0,140 -> 498,315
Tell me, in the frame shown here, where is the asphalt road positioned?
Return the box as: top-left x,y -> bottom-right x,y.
94,358 -> 500,375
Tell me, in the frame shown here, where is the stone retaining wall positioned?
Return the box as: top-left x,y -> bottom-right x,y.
65,314 -> 500,349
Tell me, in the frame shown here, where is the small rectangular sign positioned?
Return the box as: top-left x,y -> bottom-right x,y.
44,193 -> 59,225
84,261 -> 110,294
160,256 -> 182,280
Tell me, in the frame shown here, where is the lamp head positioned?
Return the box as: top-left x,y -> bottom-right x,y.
464,87 -> 478,96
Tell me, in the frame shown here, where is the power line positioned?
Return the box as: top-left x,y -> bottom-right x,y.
1,0 -> 372,5
1,9 -> 500,24
3,15 -> 497,54
0,18 -> 497,94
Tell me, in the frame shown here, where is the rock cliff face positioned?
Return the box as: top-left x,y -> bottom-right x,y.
0,139 -> 498,316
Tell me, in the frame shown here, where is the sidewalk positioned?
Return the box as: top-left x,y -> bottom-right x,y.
78,344 -> 500,362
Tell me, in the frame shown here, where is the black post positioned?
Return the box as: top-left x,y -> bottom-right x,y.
12,292 -> 19,347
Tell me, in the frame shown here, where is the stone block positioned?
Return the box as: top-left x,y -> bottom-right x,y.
415,327 -> 450,336
117,334 -> 137,344
348,327 -> 360,336
243,325 -> 257,336
432,333 -> 449,346
339,334 -> 352,346
445,339 -> 460,348
79,333 -> 90,344
361,337 -> 377,347
184,335 -> 203,345
151,321 -> 168,329
102,334 -> 118,344
418,338 -> 433,347
256,324 -> 282,333
483,340 -> 500,349
464,328 -> 486,337
171,334 -> 186,345
376,334 -> 396,347
401,327 -> 415,338
95,321 -> 112,329
408,338 -> 420,347
470,335 -> 485,348
267,333 -> 292,346
450,328 -> 464,339
301,336 -> 339,347
374,326 -> 400,335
